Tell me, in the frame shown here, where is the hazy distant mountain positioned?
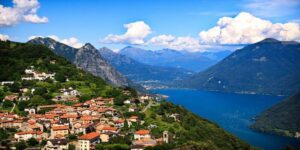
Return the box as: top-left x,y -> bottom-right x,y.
119,46 -> 231,72
28,37 -> 132,87
182,38 -> 300,95
252,91 -> 300,137
99,47 -> 194,88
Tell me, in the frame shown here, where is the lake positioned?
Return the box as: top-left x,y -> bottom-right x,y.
152,89 -> 300,150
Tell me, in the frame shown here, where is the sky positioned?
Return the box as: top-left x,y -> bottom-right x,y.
1,0 -> 300,52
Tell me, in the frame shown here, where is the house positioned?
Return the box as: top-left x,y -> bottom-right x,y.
169,113 -> 180,122
0,120 -> 13,128
78,132 -> 100,150
19,96 -> 30,101
114,120 -> 124,128
51,125 -> 69,138
123,100 -> 131,105
139,95 -> 152,102
101,126 -> 118,134
132,138 -> 157,149
25,108 -> 36,115
12,120 -> 24,128
43,139 -> 69,150
1,81 -> 14,85
14,131 -> 43,142
4,94 -> 18,101
128,116 -> 139,123
100,133 -> 109,142
134,130 -> 151,140
60,114 -> 78,122
81,116 -> 93,124
60,87 -> 80,96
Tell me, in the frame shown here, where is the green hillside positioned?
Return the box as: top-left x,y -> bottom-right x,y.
0,40 -> 254,150
252,91 -> 300,137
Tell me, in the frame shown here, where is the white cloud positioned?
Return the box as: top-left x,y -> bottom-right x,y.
243,0 -> 300,18
28,35 -> 83,48
147,35 -> 201,51
102,21 -> 151,45
0,0 -> 48,27
199,12 -> 300,44
0,34 -> 9,41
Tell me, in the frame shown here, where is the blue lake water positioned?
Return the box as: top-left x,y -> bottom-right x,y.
152,89 -> 300,150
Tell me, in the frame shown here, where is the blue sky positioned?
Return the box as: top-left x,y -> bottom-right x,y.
1,0 -> 300,51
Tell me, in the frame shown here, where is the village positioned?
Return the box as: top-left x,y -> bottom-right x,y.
0,67 -> 178,150
1,95 -> 174,150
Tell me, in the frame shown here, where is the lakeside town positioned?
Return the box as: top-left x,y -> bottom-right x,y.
0,66 -> 175,150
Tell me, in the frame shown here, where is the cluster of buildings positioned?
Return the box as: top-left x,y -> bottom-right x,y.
21,66 -> 55,81
0,96 -> 170,150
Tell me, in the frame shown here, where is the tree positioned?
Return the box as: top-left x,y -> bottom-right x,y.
33,87 -> 47,96
30,95 -> 47,107
114,96 -> 126,106
0,89 -> 4,101
95,144 -> 104,150
15,141 -> 27,150
9,82 -> 20,93
2,100 -> 14,108
55,72 -> 66,82
68,144 -> 76,150
0,128 -> 9,139
18,101 -> 29,111
68,134 -> 77,141
27,138 -> 39,146
123,120 -> 129,130
79,94 -> 91,103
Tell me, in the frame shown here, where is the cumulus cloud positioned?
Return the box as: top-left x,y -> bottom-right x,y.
102,21 -> 151,45
0,0 -> 48,27
0,34 -> 9,41
147,35 -> 201,51
199,12 -> 300,44
28,35 -> 83,48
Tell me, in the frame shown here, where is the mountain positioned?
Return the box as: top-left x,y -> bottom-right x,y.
28,37 -> 132,87
0,40 -> 254,150
119,46 -> 231,72
251,91 -> 300,137
182,38 -> 300,95
99,47 -> 194,88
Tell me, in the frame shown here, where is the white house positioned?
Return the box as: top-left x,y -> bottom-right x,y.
78,132 -> 100,150
14,131 -> 44,142
134,130 -> 151,140
24,108 -> 36,115
43,139 -> 69,150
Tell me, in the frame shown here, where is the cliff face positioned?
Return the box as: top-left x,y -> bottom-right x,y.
28,37 -> 130,87
75,43 -> 129,86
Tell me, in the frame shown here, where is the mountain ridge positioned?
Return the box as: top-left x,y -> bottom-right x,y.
119,46 -> 231,72
182,38 -> 300,95
28,37 -> 133,88
99,47 -> 194,88
251,90 -> 300,137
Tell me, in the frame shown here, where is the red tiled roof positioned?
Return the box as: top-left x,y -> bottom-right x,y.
52,125 -> 69,131
79,132 -> 100,140
16,131 -> 43,135
135,130 -> 150,135
115,120 -> 124,123
27,119 -> 36,125
61,114 -> 78,119
73,103 -> 83,107
102,126 -> 118,131
81,116 -> 92,121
